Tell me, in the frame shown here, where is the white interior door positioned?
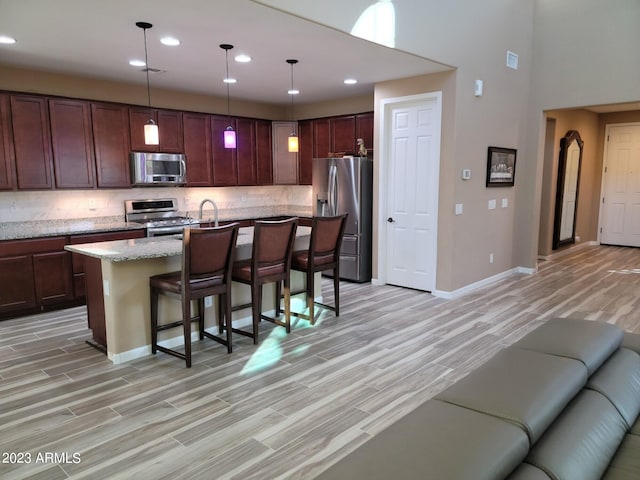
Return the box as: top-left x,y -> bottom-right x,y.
600,124 -> 640,247
383,93 -> 441,291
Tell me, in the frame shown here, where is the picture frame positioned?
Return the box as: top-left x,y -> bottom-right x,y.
486,146 -> 517,187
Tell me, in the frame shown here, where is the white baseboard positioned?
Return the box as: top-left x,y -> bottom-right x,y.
538,240 -> 598,261
432,267 -> 535,299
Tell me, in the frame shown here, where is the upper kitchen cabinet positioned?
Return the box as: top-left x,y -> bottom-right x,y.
129,107 -> 183,153
331,115 -> 356,154
10,94 -> 54,189
183,112 -> 213,186
0,94 -> 15,190
237,117 -> 257,186
211,115 -> 238,186
356,112 -> 374,153
298,119 -> 313,185
272,121 -> 298,185
313,118 -> 331,159
256,119 -> 273,185
91,102 -> 131,188
49,98 -> 96,189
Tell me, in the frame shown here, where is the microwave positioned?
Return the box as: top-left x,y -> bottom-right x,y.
130,152 -> 187,186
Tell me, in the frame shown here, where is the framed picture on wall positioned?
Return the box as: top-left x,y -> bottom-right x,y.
486,146 -> 517,187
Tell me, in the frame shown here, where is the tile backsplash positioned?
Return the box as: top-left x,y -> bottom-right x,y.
0,185 -> 312,223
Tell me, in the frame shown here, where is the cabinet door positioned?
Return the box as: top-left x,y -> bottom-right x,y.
157,109 -> 183,153
331,115 -> 356,154
356,112 -> 374,153
313,118 -> 331,158
211,115 -> 238,186
10,95 -> 53,189
0,94 -> 15,190
237,118 -> 257,186
298,119 -> 313,185
49,98 -> 96,188
129,107 -> 157,152
272,121 -> 298,184
183,112 -> 213,186
256,119 -> 273,185
33,251 -> 73,305
0,255 -> 36,313
92,102 -> 131,188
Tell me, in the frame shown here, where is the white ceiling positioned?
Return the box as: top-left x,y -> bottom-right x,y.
0,0 -> 452,106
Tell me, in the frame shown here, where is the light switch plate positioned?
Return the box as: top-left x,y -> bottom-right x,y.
488,199 -> 497,210
502,198 -> 508,208
462,169 -> 471,180
455,203 -> 463,215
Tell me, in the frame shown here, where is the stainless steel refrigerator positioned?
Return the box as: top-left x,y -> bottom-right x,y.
313,156 -> 373,282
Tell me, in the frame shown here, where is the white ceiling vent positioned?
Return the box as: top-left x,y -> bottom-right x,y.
506,51 -> 518,70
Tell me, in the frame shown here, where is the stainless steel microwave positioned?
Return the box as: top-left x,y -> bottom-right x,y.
130,152 -> 187,186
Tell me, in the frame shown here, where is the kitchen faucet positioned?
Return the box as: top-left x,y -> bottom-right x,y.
198,198 -> 219,227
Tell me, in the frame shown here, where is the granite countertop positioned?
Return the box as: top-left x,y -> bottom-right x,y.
65,225 -> 312,262
0,206 -> 313,242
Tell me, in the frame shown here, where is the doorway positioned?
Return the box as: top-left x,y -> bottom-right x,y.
379,91 -> 442,292
600,123 -> 640,247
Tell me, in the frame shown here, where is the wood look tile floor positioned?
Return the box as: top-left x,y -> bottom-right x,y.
0,244 -> 638,479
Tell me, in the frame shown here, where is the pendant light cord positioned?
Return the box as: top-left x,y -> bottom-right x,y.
225,48 -> 231,123
142,26 -> 152,114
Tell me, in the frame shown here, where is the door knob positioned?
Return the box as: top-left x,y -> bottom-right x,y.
387,217 -> 395,223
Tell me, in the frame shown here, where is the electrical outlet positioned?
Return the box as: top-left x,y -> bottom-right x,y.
489,253 -> 494,264
501,198 -> 508,208
88,199 -> 96,210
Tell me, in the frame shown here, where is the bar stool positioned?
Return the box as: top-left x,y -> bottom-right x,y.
231,218 -> 298,344
289,214 -> 347,324
150,223 -> 239,367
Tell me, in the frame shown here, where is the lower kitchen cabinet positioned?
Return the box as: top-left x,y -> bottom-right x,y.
0,237 -> 74,318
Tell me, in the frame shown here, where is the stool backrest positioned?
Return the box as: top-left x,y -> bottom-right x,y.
182,224 -> 239,293
252,218 -> 298,274
310,214 -> 348,262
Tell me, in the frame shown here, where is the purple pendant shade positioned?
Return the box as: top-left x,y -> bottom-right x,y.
224,126 -> 237,149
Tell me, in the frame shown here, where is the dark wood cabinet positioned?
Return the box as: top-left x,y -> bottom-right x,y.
356,112 -> 374,152
0,237 -> 73,317
237,117 -> 257,186
183,112 -> 213,186
0,94 -> 15,190
49,98 -> 96,188
10,94 -> 53,189
298,119 -> 313,185
92,102 -> 131,188
256,119 -> 273,185
211,115 -> 238,186
313,118 -> 331,158
331,115 -> 356,154
129,107 -> 183,153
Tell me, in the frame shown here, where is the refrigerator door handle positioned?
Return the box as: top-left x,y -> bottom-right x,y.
328,163 -> 338,216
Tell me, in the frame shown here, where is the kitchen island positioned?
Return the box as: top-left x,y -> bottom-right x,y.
65,226 -> 315,364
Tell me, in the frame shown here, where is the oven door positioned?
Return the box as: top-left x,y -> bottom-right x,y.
146,226 -> 185,237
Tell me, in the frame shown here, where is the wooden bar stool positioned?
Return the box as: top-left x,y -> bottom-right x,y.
289,214 -> 347,324
231,218 -> 298,344
150,223 -> 239,367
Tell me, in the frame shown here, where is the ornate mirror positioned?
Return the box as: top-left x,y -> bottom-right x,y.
552,130 -> 583,249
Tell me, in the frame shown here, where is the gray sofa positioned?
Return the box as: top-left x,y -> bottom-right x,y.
316,318 -> 640,480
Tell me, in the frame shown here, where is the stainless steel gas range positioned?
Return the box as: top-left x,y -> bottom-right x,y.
124,198 -> 200,237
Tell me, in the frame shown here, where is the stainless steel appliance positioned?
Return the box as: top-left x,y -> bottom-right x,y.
130,152 -> 187,186
125,198 -> 199,237
313,156 -> 373,282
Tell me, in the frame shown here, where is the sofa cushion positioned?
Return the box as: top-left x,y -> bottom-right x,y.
603,433 -> 640,480
314,399 -> 529,480
587,348 -> 640,428
526,390 -> 628,480
513,318 -> 623,375
435,347 -> 587,443
507,463 -> 552,479
621,332 -> 640,355
631,416 -> 640,436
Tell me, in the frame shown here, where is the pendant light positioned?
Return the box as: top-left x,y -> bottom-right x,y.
286,59 -> 299,153
220,44 -> 236,149
136,21 -> 159,145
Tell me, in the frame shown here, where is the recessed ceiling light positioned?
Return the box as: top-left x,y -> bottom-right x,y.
234,54 -> 251,63
129,59 -> 146,67
160,36 -> 180,46
0,35 -> 16,44
344,78 -> 358,85
223,78 -> 237,84
288,89 -> 299,95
